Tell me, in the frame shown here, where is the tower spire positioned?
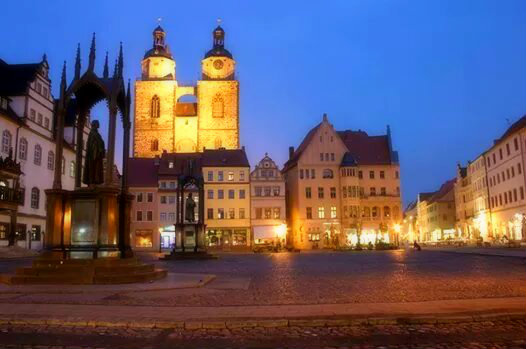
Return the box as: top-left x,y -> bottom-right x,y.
103,51 -> 109,78
74,43 -> 81,80
112,59 -> 118,78
88,32 -> 96,72
60,61 -> 67,97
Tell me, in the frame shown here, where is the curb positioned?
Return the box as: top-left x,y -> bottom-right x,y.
1,312 -> 524,330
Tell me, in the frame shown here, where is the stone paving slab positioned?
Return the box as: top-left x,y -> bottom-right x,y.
0,297 -> 524,325
0,272 -> 215,294
427,246 -> 526,258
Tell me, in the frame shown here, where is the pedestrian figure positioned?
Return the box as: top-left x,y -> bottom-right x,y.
413,240 -> 421,251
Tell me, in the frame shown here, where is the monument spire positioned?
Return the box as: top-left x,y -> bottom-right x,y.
117,42 -> 124,78
88,32 -> 96,72
60,61 -> 67,98
103,51 -> 109,78
74,43 -> 81,80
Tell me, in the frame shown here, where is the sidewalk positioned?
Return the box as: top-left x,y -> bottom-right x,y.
427,246 -> 526,258
1,297 -> 524,328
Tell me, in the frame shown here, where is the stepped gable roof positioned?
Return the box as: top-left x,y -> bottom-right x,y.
127,158 -> 157,187
338,130 -> 392,165
202,148 -> 249,167
493,114 -> 526,147
0,59 -> 42,96
282,122 -> 322,172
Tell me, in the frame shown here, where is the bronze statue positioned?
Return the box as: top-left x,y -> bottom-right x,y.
83,120 -> 106,185
185,192 -> 196,222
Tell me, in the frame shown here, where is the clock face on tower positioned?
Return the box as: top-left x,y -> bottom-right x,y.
213,59 -> 224,70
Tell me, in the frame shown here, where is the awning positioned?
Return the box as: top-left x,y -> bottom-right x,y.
253,226 -> 277,240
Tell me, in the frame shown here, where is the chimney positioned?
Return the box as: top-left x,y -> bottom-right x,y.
241,145 -> 245,152
289,146 -> 294,159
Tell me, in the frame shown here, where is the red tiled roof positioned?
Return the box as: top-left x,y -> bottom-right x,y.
338,130 -> 392,165
428,179 -> 456,204
282,122 -> 321,171
175,103 -> 197,116
127,158 -> 158,187
202,148 -> 249,167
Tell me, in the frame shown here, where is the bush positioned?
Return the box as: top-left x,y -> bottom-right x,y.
375,241 -> 397,250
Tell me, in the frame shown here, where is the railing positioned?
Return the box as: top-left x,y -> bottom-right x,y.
0,186 -> 23,205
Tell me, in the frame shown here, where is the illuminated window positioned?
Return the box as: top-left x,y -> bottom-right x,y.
384,206 -> 391,217
273,207 -> 280,219
151,95 -> 160,118
264,208 -> 272,219
212,94 -> 224,118
214,137 -> 222,149
228,172 -> 234,181
61,156 -> 65,174
135,230 -> 152,247
239,208 -> 245,219
228,208 -> 235,219
69,161 -> 75,177
330,206 -> 337,218
318,207 -> 325,219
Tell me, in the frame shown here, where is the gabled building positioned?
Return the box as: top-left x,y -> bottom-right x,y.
282,114 -> 402,250
250,154 -> 286,246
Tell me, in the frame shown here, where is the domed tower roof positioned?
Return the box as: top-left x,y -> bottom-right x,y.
204,24 -> 233,59
144,24 -> 172,59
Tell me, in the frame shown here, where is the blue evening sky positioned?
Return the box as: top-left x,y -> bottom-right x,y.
1,0 -> 525,208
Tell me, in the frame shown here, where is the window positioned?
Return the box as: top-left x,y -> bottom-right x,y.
42,87 -> 48,98
384,206 -> 391,217
299,169 -> 304,179
208,171 -> 213,181
330,153 -> 335,161
318,207 -> 325,219
136,211 -> 143,221
151,139 -> 159,151
264,186 -> 271,196
325,153 -> 329,161
147,193 -> 153,202
207,208 -> 214,219
207,190 -> 214,199
160,195 -> 166,204
330,206 -> 337,218
273,186 -> 280,196
255,187 -> 262,197
396,187 -> 400,196
218,171 -> 224,181
311,169 -> 315,179
372,206 -> 379,218
29,108 -> 36,121
308,233 -> 320,241
137,193 -> 144,202
380,171 -> 385,179
228,172 -> 234,181
147,211 -> 153,221
330,187 -> 336,198
228,208 -> 235,219
318,187 -> 324,199
168,212 -> 175,221
320,153 -> 324,161
160,212 -> 167,221
44,117 -> 50,129
160,181 -> 166,189
61,156 -> 65,174
521,187 -> 524,200
305,187 -> 312,198
19,138 -> 27,160
306,207 -> 312,219
240,171 -> 245,181
168,195 -> 175,204
273,207 -> 280,219
370,187 -> 376,196
37,113 -> 43,125
256,207 -> 262,219
69,161 -> 75,177
33,144 -> 42,165
306,169 -> 310,179
228,189 -> 235,199
2,130 -> 11,153
358,171 -> 363,179
239,189 -> 245,199
30,187 -> 39,209
264,208 -> 272,219
239,208 -> 245,219
151,95 -> 160,118
212,94 -> 224,118
218,189 -> 224,199
323,169 -> 333,178
381,187 -> 386,196
513,188 -> 518,202
506,143 -> 510,156
167,161 -> 174,169
369,171 -> 375,179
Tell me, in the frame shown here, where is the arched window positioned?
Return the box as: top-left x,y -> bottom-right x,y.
151,95 -> 160,118
383,206 -> 391,218
30,187 -> 40,209
2,130 -> 12,154
322,169 -> 334,179
34,144 -> 42,165
19,138 -> 28,160
62,156 -> 65,175
47,151 -> 54,170
151,139 -> 159,151
212,94 -> 224,118
214,137 -> 222,149
372,206 -> 379,218
70,161 -> 76,178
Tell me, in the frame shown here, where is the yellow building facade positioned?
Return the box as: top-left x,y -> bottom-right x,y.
133,25 -> 239,157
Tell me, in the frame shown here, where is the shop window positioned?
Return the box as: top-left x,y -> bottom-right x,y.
135,230 -> 153,247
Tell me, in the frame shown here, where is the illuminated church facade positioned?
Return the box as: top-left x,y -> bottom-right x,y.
133,24 -> 239,157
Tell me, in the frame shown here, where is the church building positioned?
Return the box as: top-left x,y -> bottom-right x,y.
133,24 -> 239,157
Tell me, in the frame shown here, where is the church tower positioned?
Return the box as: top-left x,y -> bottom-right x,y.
133,25 -> 177,157
197,23 -> 240,151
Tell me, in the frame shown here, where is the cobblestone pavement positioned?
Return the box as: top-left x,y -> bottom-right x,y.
0,319 -> 525,348
1,250 -> 525,307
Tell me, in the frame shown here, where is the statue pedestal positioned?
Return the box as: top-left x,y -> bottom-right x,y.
45,186 -> 122,258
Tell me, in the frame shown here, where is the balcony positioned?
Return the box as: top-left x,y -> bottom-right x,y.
0,186 -> 23,206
